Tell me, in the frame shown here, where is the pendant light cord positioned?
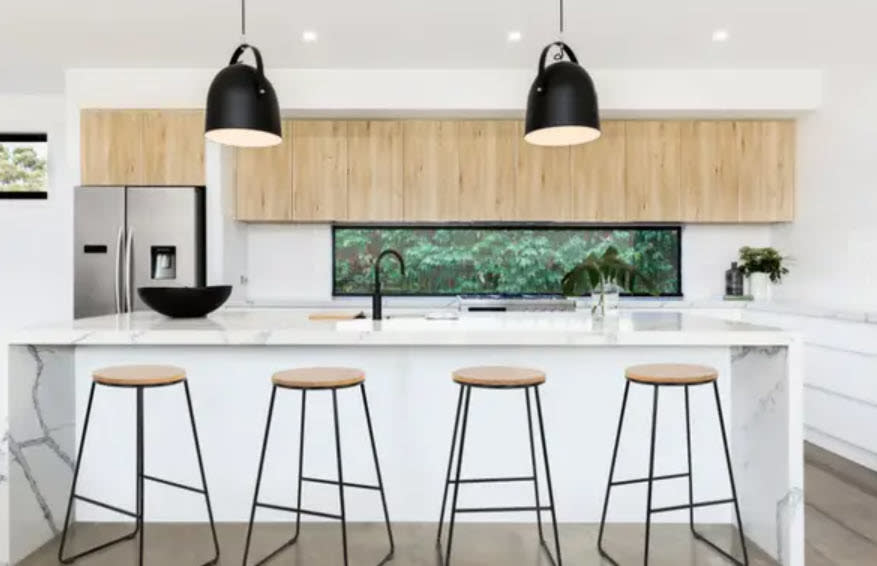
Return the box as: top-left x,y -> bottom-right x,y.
554,0 -> 565,61
240,0 -> 247,43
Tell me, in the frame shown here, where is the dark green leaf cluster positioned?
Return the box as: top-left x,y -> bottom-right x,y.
738,246 -> 789,283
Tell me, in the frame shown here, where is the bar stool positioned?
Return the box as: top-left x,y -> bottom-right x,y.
58,365 -> 219,566
242,367 -> 394,566
436,366 -> 562,566
597,363 -> 749,566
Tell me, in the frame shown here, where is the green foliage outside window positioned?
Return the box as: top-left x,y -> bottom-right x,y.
0,140 -> 48,192
333,226 -> 681,296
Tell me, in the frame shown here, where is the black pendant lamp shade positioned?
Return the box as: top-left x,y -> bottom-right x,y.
205,44 -> 282,147
525,42 -> 601,147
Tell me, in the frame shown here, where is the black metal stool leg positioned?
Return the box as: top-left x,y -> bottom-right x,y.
331,389 -> 350,566
643,385 -> 660,566
524,387 -> 545,543
684,385 -> 695,531
597,380 -> 631,566
183,381 -> 220,565
534,386 -> 563,566
443,385 -> 472,566
137,387 -> 146,566
242,385 -> 278,566
293,390 -> 307,543
360,384 -> 395,564
689,382 -> 750,566
436,385 -> 465,547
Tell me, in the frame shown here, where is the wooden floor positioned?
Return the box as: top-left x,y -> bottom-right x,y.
18,443 -> 877,565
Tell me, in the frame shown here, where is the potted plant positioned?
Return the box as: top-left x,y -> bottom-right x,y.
738,246 -> 789,301
561,246 -> 655,318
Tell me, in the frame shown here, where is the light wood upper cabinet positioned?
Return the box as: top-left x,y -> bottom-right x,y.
681,121 -> 739,222
737,120 -> 795,222
515,121 -> 572,221
570,120 -> 626,221
458,120 -> 517,220
236,121 -> 293,221
80,110 -> 143,185
625,121 -> 683,221
347,121 -> 403,221
403,121 -> 460,221
141,110 -> 206,186
80,109 -> 206,186
292,121 -> 349,221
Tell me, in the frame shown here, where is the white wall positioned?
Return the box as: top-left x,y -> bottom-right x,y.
0,95 -> 71,330
772,65 -> 877,310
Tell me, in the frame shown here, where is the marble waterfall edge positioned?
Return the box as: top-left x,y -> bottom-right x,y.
1,346 -> 74,564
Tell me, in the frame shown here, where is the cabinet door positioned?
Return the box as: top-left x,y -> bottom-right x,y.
80,110 -> 143,185
235,121 -> 293,221
625,121 -> 682,221
458,120 -> 517,220
515,121 -> 571,221
403,120 -> 460,220
681,121 -> 739,222
737,121 -> 795,222
347,121 -> 403,221
142,110 -> 206,186
292,120 -> 348,221
570,120 -> 625,221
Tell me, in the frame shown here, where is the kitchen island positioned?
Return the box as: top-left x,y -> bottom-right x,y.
1,310 -> 802,565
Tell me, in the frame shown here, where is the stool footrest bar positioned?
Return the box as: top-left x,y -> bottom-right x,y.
651,498 -> 735,514
301,476 -> 380,491
142,474 -> 206,495
255,501 -> 343,520
611,472 -> 689,486
455,505 -> 553,514
448,475 -> 535,484
73,495 -> 138,519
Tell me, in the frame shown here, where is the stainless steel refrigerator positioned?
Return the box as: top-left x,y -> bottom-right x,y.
75,186 -> 205,318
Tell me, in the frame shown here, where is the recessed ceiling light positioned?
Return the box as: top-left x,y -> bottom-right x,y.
302,30 -> 318,43
507,31 -> 523,43
711,29 -> 730,42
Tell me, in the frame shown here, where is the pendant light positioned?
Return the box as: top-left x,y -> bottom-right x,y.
205,0 -> 282,147
524,0 -> 600,146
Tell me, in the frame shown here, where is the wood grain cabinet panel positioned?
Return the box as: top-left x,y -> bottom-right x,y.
403,120 -> 460,221
624,121 -> 683,221
347,121 -> 403,221
737,120 -> 795,222
235,121 -> 293,221
681,121 -> 739,222
515,121 -> 571,221
292,121 -> 349,221
142,110 -> 206,186
80,109 -> 143,185
458,120 -> 517,220
570,120 -> 626,221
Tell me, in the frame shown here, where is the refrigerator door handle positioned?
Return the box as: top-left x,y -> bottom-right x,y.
125,227 -> 135,312
114,226 -> 125,313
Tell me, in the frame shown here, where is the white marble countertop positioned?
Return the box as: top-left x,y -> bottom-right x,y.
6,309 -> 797,347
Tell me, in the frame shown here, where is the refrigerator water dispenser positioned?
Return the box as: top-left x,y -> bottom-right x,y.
151,246 -> 176,280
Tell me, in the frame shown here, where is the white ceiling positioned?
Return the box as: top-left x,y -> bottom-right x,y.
2,0 -> 875,91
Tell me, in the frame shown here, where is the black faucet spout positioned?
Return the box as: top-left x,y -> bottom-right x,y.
373,249 -> 406,320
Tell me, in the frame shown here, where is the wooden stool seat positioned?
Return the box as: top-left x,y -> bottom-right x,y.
452,366 -> 546,387
625,363 -> 718,385
272,367 -> 365,389
92,364 -> 186,386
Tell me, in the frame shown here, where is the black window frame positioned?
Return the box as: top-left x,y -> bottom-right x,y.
0,133 -> 49,200
332,223 -> 683,298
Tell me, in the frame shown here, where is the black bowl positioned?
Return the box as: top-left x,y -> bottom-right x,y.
137,286 -> 232,318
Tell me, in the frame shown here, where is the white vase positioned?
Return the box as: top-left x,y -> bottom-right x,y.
748,272 -> 772,301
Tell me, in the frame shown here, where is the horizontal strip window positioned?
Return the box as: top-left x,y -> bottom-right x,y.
332,224 -> 682,297
0,132 -> 48,199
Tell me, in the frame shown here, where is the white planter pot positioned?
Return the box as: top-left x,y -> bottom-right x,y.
748,272 -> 772,302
